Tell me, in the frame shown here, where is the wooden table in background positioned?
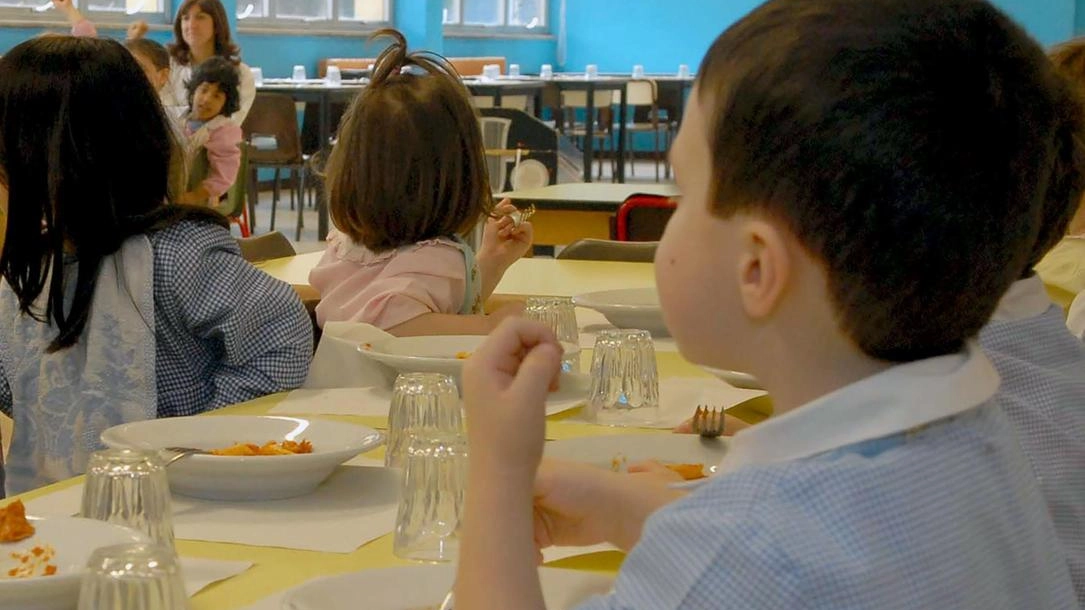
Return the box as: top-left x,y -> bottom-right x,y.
500,183 -> 680,245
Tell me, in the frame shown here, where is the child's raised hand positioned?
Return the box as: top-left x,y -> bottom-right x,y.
462,317 -> 562,475
51,0 -> 77,16
481,199 -> 534,269
126,20 -> 149,40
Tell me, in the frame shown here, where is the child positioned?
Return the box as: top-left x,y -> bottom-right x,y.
456,0 -> 1080,608
52,0 -> 185,121
177,56 -> 243,210
0,36 -> 312,495
309,29 -> 530,336
977,48 -> 1085,603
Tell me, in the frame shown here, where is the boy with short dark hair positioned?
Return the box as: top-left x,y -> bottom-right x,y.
454,0 -> 1081,607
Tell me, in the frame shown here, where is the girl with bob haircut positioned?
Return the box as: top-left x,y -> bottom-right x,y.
0,36 -> 312,495
309,29 -> 532,336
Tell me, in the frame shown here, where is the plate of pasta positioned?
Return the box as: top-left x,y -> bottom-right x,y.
0,501 -> 147,610
543,434 -> 728,480
101,416 -> 384,501
359,335 -> 581,380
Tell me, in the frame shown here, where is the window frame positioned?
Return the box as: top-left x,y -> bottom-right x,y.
0,0 -> 169,27
443,0 -> 548,35
236,0 -> 391,34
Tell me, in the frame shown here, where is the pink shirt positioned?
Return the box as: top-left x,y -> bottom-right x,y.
185,117 -> 243,199
309,229 -> 474,330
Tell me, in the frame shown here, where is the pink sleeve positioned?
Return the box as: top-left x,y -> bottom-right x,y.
70,18 -> 98,37
311,242 -> 467,330
200,123 -> 242,199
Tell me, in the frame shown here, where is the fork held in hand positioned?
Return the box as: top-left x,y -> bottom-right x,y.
691,406 -> 724,438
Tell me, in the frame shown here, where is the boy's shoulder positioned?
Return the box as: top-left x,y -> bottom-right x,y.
149,218 -> 239,266
620,403 -> 1075,609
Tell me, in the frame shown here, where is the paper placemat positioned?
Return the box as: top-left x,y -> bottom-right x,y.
238,592 -> 285,610
571,377 -> 766,429
542,542 -> 621,563
183,557 -> 253,597
27,463 -> 398,554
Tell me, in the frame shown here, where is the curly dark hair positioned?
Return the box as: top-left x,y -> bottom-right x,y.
185,55 -> 240,118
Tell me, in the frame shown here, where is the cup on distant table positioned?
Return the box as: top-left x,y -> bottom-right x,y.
78,543 -> 188,610
632,64 -> 645,79
525,296 -> 580,372
393,433 -> 467,563
482,64 -> 501,81
250,66 -> 264,86
585,64 -> 599,80
540,63 -> 554,79
385,373 -> 464,469
587,329 -> 661,426
80,448 -> 175,547
292,64 -> 307,81
509,63 -> 521,77
325,65 -> 342,86
677,63 -> 691,78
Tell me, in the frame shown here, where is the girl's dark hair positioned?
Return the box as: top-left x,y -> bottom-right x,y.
126,38 -> 171,71
324,28 -> 492,252
0,36 -> 226,352
186,55 -> 241,117
170,0 -> 240,66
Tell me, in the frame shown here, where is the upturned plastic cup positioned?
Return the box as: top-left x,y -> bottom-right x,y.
324,65 -> 342,86
292,64 -> 307,81
677,64 -> 691,78
77,543 -> 188,610
586,329 -> 660,426
250,66 -> 264,86
385,373 -> 464,469
632,64 -> 645,79
80,449 -> 175,547
393,434 -> 467,563
509,63 -> 521,77
585,64 -> 599,80
540,64 -> 554,79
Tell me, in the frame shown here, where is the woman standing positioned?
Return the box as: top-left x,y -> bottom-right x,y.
129,0 -> 255,123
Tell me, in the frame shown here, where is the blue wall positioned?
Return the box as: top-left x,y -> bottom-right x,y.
0,0 -> 1079,78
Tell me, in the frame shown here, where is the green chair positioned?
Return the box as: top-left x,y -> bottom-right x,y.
187,142 -> 252,236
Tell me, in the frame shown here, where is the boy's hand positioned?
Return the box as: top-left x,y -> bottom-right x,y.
462,318 -> 562,475
480,199 -> 534,269
126,20 -> 149,40
533,459 -> 687,553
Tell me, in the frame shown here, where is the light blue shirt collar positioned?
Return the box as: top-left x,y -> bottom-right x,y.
712,342 -> 999,477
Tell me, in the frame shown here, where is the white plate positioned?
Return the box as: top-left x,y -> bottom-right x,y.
544,434 -> 727,475
359,335 -> 581,380
510,159 -> 550,190
572,288 -> 669,337
282,565 -> 613,610
702,367 -> 763,390
0,517 -> 147,610
101,416 -> 384,501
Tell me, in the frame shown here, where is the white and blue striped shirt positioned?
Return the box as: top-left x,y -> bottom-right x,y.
981,275 -> 1085,604
578,346 -> 1077,609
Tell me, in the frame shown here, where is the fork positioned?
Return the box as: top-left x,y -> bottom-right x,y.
690,406 -> 724,438
510,203 -> 536,229
161,446 -> 210,466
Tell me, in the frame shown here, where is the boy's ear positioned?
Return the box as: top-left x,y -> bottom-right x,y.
736,219 -> 790,319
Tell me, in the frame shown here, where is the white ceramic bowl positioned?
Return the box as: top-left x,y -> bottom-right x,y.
544,434 -> 727,475
702,367 -> 763,390
0,517 -> 147,610
101,416 -> 384,501
359,335 -> 581,380
282,565 -> 612,610
572,288 -> 669,336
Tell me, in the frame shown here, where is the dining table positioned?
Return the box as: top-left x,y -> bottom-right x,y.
10,256 -> 771,609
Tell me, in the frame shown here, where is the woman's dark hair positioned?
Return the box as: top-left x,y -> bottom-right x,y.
186,55 -> 241,117
0,36 -> 226,352
126,38 -> 171,71
170,0 -> 240,66
324,28 -> 492,252
695,0 -> 1083,361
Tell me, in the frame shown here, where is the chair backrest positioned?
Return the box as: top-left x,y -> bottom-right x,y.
220,142 -> 251,219
241,93 -> 303,165
624,80 -> 657,106
561,90 -> 589,108
321,56 -> 507,78
479,116 -> 513,193
616,194 -> 677,241
235,230 -> 296,263
558,238 -> 658,263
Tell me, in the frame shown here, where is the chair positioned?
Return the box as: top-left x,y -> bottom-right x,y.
235,230 -> 295,263
615,80 -> 671,182
187,142 -> 252,237
471,95 -> 530,112
559,90 -> 614,180
558,239 -> 658,263
241,93 -> 307,238
616,195 -> 677,241
479,116 -> 513,193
